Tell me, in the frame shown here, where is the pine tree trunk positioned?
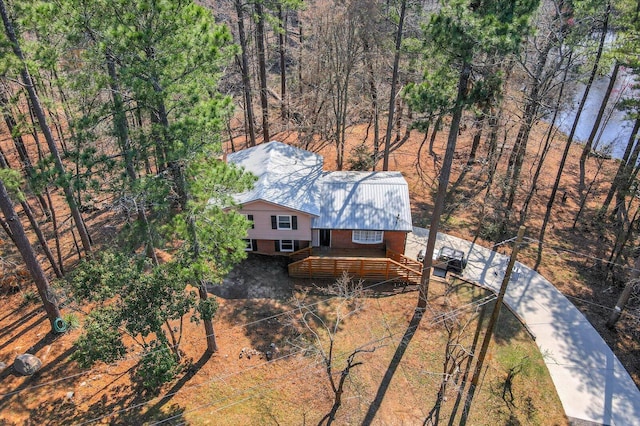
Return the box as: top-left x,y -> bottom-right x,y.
278,5 -> 287,121
600,118 -> 640,215
519,52 -> 571,226
607,254 -> 640,328
235,0 -> 256,147
45,188 -> 64,275
382,0 -> 406,171
0,214 -> 15,245
298,18 -> 303,97
418,61 -> 471,308
106,53 -> 138,185
106,53 -> 158,264
363,38 -> 380,170
535,5 -> 610,269
21,200 -> 63,278
429,114 -> 443,156
0,0 -> 92,255
198,283 -> 218,354
255,1 -> 270,143
0,84 -> 50,217
0,180 -> 61,331
466,108 -> 487,166
502,38 -> 554,224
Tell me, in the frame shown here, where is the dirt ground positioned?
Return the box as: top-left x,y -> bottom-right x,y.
0,116 -> 638,424
0,254 -> 566,425
269,121 -> 640,388
214,254 -> 294,300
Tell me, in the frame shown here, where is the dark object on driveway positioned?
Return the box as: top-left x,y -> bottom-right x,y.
436,247 -> 467,274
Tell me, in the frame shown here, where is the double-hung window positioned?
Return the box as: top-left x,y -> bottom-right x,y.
271,215 -> 297,230
352,230 -> 384,244
278,215 -> 291,229
279,240 -> 294,252
243,239 -> 254,251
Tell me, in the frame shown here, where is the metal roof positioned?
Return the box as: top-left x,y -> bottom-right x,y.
313,171 -> 413,231
226,141 -> 323,215
227,142 -> 413,231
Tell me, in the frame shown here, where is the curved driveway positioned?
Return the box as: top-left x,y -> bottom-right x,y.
406,227 -> 640,426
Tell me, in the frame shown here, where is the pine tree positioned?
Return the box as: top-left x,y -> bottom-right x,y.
409,0 -> 541,307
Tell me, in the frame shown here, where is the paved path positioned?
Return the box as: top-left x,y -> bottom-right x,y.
405,227 -> 640,426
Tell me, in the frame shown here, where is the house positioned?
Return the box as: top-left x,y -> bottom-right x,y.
226,141 -> 413,256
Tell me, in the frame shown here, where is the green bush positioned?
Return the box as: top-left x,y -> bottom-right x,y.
137,340 -> 179,392
347,143 -> 374,171
21,290 -> 38,306
63,313 -> 80,330
72,307 -> 126,368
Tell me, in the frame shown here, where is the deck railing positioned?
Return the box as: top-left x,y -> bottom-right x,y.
289,246 -> 313,262
386,248 -> 423,270
288,256 -> 422,284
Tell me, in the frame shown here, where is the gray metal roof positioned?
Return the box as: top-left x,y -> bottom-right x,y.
227,142 -> 412,231
313,171 -> 413,231
226,141 -> 323,215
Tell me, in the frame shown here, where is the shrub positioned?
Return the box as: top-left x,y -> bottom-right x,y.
21,290 -> 38,306
347,143 -> 374,171
137,340 -> 179,392
72,307 -> 126,368
63,313 -> 80,330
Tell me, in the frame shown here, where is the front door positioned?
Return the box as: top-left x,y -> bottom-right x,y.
320,229 -> 331,247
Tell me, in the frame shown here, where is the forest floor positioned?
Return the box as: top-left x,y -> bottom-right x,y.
0,118 -> 637,424
270,119 -> 640,389
0,255 -> 566,425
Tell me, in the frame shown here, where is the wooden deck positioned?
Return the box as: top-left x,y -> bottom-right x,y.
288,248 -> 423,285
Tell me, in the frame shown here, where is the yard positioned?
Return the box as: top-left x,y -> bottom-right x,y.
0,253 -> 566,425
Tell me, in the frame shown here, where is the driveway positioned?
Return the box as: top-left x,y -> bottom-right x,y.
406,227 -> 640,426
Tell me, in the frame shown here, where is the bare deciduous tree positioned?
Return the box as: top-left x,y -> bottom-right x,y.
287,272 -> 382,425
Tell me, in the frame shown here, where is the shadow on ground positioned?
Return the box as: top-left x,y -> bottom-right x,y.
215,254 -> 293,300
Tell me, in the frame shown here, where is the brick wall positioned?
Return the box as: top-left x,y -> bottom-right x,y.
384,231 -> 407,254
252,232 -> 406,255
329,230 -> 407,254
254,239 -> 310,255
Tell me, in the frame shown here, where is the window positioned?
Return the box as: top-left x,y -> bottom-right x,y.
352,230 -> 384,244
271,215 -> 297,230
244,214 -> 254,229
243,239 -> 254,251
279,240 -> 294,252
278,215 -> 291,229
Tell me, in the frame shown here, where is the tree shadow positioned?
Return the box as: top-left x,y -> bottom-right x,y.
0,314 -> 48,352
361,309 -> 423,425
215,254 -> 293,300
216,298 -> 292,362
0,306 -> 41,338
144,350 -> 212,419
0,331 -> 69,406
24,386 -> 187,426
0,327 -> 189,425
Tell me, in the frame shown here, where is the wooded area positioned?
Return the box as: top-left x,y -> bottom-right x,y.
0,0 -> 639,418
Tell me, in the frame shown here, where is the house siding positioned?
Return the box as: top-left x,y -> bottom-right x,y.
240,200 -> 313,241
328,230 -> 406,254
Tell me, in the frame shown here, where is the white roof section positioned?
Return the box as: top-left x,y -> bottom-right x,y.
227,142 -> 413,231
313,171 -> 413,231
226,141 -> 323,216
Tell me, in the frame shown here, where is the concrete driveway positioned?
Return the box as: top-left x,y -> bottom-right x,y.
406,227 -> 640,426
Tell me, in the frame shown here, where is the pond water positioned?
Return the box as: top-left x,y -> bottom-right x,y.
554,65 -> 637,159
